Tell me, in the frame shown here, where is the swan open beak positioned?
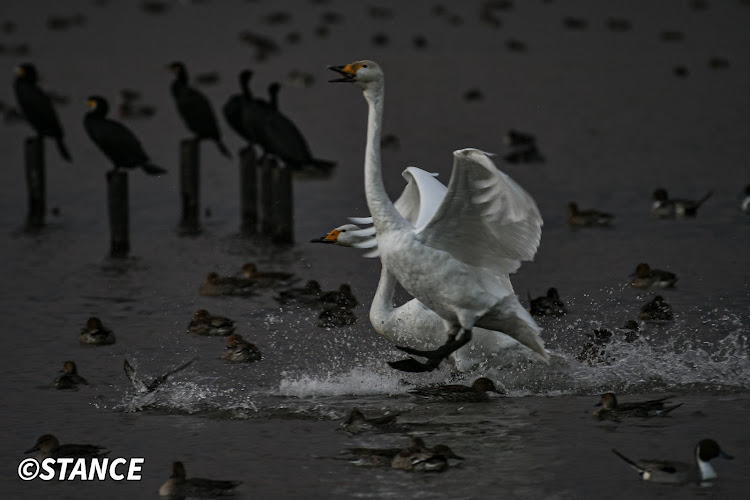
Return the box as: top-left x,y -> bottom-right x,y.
310,229 -> 340,243
328,65 -> 356,83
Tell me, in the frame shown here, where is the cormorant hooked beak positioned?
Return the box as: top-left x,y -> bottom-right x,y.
328,65 -> 356,83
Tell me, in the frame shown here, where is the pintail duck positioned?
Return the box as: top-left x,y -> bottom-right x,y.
340,409 -> 400,435
612,439 -> 732,484
630,263 -> 678,289
577,321 -> 640,365
318,284 -> 359,310
159,461 -> 242,497
79,317 -> 116,345
25,434 -> 107,460
344,437 -> 426,467
528,287 -> 566,317
53,361 -> 88,390
639,295 -> 673,322
123,358 -> 195,393
567,202 -> 614,227
222,333 -> 262,363
186,309 -> 235,336
594,392 -> 682,420
409,377 -> 502,403
199,272 -> 257,297
652,188 -> 712,218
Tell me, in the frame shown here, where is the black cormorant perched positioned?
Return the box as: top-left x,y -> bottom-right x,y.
253,82 -> 335,172
83,95 -> 166,175
13,63 -> 72,162
222,69 -> 257,144
168,61 -> 230,158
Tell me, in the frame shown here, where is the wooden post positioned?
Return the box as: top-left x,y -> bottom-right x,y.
239,146 -> 258,235
178,139 -> 201,234
259,156 -> 274,235
24,137 -> 45,229
107,169 -> 130,258
271,163 -> 294,244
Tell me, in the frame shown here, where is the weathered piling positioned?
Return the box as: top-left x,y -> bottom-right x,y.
178,138 -> 201,234
239,146 -> 258,235
271,163 -> 294,244
259,156 -> 274,235
106,169 -> 130,258
24,137 -> 45,229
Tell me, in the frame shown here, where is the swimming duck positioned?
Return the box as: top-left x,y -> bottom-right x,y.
577,321 -> 640,365
159,461 -> 242,497
594,392 -> 682,420
79,317 -> 116,345
186,309 -> 235,336
241,262 -> 294,286
409,377 -> 502,403
630,263 -> 678,289
318,284 -> 359,310
612,439 -> 732,484
53,361 -> 88,390
639,295 -> 673,322
528,287 -> 566,317
652,188 -> 712,218
345,437 -> 426,467
391,440 -> 464,472
317,307 -> 357,328
25,434 -> 107,460
274,280 -> 323,306
567,202 -> 614,227
123,358 -> 195,393
198,272 -> 257,297
340,409 -> 400,435
222,333 -> 262,363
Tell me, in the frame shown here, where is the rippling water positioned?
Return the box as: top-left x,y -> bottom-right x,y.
1,0 -> 749,498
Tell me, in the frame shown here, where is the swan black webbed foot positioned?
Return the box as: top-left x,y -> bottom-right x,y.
388,329 -> 473,373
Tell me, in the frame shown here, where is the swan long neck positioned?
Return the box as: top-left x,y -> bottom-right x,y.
369,265 -> 397,330
363,83 -> 408,233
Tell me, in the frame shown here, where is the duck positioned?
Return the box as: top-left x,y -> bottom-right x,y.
612,439 -> 732,484
159,461 -> 242,497
168,61 -> 230,158
577,321 -> 640,365
328,60 -> 549,372
630,263 -> 678,289
340,408 -> 400,435
528,287 -> 566,317
741,184 -> 750,214
344,437 -> 426,467
652,188 -> 712,218
186,309 -> 235,336
317,307 -> 357,328
123,358 -> 195,393
312,168 -> 542,372
318,284 -> 359,310
567,202 -> 614,227
222,333 -> 262,363
391,440 -> 464,472
83,96 -> 166,175
241,262 -> 294,285
274,280 -> 323,305
409,377 -> 502,403
639,295 -> 673,322
53,361 -> 88,390
79,317 -> 116,345
198,272 -> 257,297
25,434 -> 107,460
594,392 -> 682,420
13,63 -> 72,162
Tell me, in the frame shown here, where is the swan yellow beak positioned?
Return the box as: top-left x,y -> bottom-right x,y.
310,229 -> 340,243
328,64 -> 359,82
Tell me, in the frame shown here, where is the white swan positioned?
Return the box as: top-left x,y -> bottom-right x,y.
313,167 -> 541,372
329,60 -> 549,370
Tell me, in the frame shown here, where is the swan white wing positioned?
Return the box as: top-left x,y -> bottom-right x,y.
415,148 -> 543,277
395,167 -> 447,228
